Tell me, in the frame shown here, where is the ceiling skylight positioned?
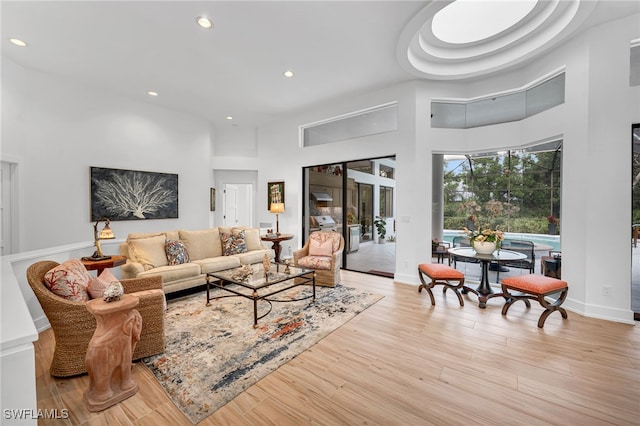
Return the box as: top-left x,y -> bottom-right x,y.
432,0 -> 537,44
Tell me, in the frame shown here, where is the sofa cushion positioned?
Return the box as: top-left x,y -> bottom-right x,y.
309,237 -> 333,256
222,231 -> 248,255
43,259 -> 91,302
179,229 -> 222,260
165,240 -> 190,265
137,262 -> 202,282
87,269 -> 120,299
297,255 -> 332,270
243,228 -> 262,251
192,256 -> 241,274
233,249 -> 274,265
127,232 -> 165,240
218,226 -> 233,236
128,235 -> 169,271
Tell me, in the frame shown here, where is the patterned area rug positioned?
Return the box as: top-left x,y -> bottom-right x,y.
142,284 -> 383,424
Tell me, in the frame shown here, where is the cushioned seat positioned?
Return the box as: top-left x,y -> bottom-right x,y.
233,249 -> 276,265
192,256 -> 241,274
293,231 -> 344,287
418,263 -> 466,306
27,260 -> 165,377
137,262 -> 202,281
501,274 -> 569,328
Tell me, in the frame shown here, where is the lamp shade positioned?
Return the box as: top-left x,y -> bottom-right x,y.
98,222 -> 115,239
270,202 -> 285,214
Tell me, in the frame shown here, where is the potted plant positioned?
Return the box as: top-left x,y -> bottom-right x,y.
373,216 -> 387,243
547,215 -> 559,234
462,224 -> 504,254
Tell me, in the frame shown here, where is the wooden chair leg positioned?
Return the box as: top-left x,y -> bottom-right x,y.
501,287 -> 532,316
536,288 -> 568,328
418,269 -> 436,306
502,285 -> 568,328
418,268 -> 464,306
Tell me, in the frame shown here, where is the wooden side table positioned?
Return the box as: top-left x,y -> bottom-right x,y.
82,254 -> 126,275
261,233 -> 293,263
84,294 -> 142,412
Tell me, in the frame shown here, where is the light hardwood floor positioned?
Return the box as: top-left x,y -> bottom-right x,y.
35,271 -> 639,425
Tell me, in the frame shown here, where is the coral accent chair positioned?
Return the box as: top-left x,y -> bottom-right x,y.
27,260 -> 166,377
293,231 -> 344,287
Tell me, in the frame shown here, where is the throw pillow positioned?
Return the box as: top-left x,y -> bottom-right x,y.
241,228 -> 262,251
309,237 -> 333,257
179,228 -> 222,260
87,269 -> 120,299
128,235 -> 168,271
166,240 -> 190,265
222,231 -> 248,255
43,259 -> 91,302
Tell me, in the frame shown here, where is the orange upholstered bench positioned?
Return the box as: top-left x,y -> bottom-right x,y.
418,263 -> 465,306
501,275 -> 568,328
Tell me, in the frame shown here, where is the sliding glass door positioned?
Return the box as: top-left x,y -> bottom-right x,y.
302,156 -> 396,278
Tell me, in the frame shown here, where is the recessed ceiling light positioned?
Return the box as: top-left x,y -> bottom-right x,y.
226,116 -> 233,120
9,38 -> 27,47
196,16 -> 213,29
283,70 -> 294,78
148,91 -> 158,97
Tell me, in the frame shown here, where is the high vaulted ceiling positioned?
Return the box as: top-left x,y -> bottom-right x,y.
2,1 -> 638,130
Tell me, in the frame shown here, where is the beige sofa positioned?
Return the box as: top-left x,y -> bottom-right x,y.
119,227 -> 274,294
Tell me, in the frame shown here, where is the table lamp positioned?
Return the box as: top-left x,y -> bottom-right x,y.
88,218 -> 115,260
270,202 -> 285,235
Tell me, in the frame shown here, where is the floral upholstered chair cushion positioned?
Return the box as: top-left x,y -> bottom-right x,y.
296,231 -> 342,271
297,255 -> 332,270
310,231 -> 341,252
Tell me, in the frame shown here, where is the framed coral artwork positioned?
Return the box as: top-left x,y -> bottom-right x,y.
90,167 -> 178,221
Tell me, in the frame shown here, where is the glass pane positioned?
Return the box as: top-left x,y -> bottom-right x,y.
303,103 -> 398,147
431,102 -> 466,128
466,93 -> 526,128
526,73 -> 565,116
431,72 -> 565,129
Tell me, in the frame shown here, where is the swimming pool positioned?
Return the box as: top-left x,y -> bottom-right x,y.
442,230 -> 561,252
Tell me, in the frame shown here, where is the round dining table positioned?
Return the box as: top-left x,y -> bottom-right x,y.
447,247 -> 527,308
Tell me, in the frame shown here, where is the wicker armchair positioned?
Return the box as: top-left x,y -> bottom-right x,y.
293,231 -> 344,287
27,260 -> 166,377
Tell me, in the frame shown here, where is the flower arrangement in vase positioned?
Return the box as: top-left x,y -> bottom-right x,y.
462,225 -> 504,254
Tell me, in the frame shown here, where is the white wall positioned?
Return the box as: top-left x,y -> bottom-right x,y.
1,59 -> 213,253
254,14 -> 639,323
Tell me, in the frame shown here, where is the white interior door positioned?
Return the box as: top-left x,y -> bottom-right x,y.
224,184 -> 239,227
223,183 -> 254,227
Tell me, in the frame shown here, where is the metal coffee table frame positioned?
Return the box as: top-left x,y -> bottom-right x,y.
206,262 -> 316,327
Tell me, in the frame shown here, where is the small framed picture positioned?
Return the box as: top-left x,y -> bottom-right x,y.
267,181 -> 285,210
210,188 -> 216,211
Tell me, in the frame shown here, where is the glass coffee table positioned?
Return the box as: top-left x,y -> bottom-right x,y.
205,262 -> 316,327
